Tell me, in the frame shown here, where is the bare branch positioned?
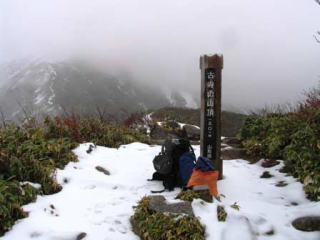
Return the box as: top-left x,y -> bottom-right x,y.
95,106 -> 107,122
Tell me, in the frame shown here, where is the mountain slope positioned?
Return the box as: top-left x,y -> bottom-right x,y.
0,60 -> 195,121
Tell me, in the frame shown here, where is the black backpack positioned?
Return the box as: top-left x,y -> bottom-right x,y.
150,139 -> 193,192
152,139 -> 178,174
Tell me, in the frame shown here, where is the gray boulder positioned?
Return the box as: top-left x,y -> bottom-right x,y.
150,124 -> 180,140
149,195 -> 194,216
182,124 -> 200,140
292,216 -> 320,232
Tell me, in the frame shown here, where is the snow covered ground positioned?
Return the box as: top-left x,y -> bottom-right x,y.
1,143 -> 319,240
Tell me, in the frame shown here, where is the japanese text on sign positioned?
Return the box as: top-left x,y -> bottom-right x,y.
204,68 -> 216,158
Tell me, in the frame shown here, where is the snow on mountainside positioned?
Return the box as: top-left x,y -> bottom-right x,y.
0,60 -> 198,121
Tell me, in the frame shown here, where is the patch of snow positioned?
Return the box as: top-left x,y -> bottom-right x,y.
34,93 -> 46,105
1,143 -> 319,240
177,122 -> 200,129
47,82 -> 55,105
20,182 -> 41,189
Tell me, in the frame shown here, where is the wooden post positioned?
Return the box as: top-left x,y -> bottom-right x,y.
200,54 -> 223,179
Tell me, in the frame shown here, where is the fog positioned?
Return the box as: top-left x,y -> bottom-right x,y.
1,0 -> 320,111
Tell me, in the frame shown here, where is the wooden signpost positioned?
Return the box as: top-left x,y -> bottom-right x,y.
200,54 -> 223,179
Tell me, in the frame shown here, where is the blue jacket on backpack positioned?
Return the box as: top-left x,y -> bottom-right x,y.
179,152 -> 196,186
195,156 -> 214,172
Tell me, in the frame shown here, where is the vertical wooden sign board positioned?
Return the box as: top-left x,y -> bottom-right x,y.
200,54 -> 223,179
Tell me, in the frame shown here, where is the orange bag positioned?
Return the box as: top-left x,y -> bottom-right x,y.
187,169 -> 219,196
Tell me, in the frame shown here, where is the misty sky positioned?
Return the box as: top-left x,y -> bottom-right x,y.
1,0 -> 320,111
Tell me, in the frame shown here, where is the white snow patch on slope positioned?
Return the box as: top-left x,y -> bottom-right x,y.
1,143 -> 319,240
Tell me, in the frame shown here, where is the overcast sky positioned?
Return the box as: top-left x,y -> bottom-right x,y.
1,0 -> 320,111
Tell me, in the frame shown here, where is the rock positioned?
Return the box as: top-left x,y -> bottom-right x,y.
264,229 -> 275,236
182,124 -> 200,140
222,137 -> 242,147
95,166 -> 110,175
149,195 -> 194,216
192,185 -> 213,203
261,159 -> 280,168
279,166 -> 292,173
260,171 -> 273,178
221,148 -> 246,160
164,120 -> 180,129
292,216 -> 320,232
150,124 -> 180,140
275,181 -> 288,187
76,232 -> 87,240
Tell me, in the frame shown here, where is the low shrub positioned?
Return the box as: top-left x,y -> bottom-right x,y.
44,116 -> 150,148
0,124 -> 78,194
176,189 -> 201,202
130,197 -> 205,240
79,118 -> 150,148
0,180 -> 39,235
239,107 -> 320,200
1,115 -> 150,235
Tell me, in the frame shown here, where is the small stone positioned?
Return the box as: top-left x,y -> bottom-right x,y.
50,204 -> 55,210
264,229 -> 275,235
275,181 -> 288,187
261,159 -> 280,168
95,166 -> 110,175
63,178 -> 69,184
292,216 -> 320,232
76,232 -> 87,240
260,171 -> 273,178
291,202 -> 299,206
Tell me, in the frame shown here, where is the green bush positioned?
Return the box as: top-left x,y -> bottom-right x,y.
176,189 -> 201,202
0,116 -> 150,235
239,108 -> 320,200
0,180 -> 39,235
79,118 -> 150,148
0,124 -> 78,195
130,197 -> 205,240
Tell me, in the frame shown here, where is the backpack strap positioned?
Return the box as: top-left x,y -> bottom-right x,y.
189,144 -> 194,153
